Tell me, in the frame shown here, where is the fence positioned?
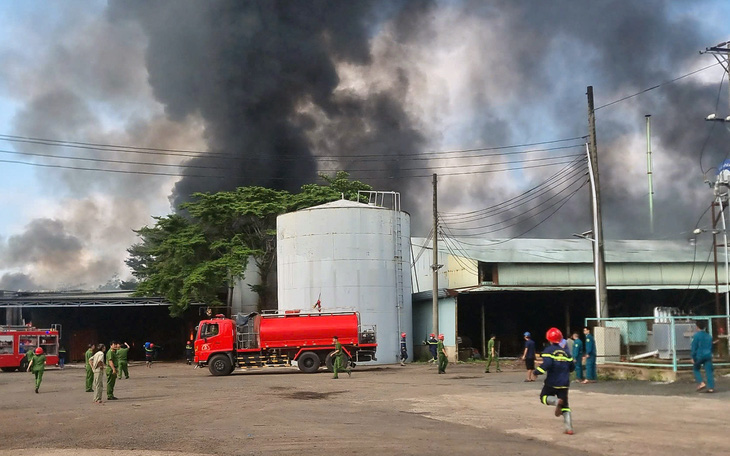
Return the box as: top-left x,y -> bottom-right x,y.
584,315 -> 730,372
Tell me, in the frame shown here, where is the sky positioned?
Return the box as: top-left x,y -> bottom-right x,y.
0,0 -> 728,291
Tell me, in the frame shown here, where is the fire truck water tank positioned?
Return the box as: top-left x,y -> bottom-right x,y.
277,198 -> 413,364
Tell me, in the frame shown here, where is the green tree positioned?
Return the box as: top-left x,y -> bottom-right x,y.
127,173 -> 372,316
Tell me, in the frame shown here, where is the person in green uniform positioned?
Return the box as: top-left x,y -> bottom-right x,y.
26,347 -> 46,393
484,334 -> 501,373
85,344 -> 95,392
117,342 -> 130,380
106,341 -> 119,400
24,345 -> 34,370
332,336 -> 351,379
437,334 -> 448,374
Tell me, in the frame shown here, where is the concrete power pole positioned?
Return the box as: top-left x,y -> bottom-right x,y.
432,173 -> 440,336
587,86 -> 609,322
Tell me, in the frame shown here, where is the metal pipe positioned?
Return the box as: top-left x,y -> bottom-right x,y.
645,115 -> 654,234
586,144 -> 602,320
719,197 -> 730,348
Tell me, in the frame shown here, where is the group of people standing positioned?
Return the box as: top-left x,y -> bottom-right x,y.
84,341 -> 130,403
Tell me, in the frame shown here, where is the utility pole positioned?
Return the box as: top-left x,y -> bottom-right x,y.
432,173 -> 440,336
587,86 -> 609,322
645,115 -> 654,234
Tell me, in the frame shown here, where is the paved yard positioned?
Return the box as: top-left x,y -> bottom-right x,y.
0,361 -> 726,455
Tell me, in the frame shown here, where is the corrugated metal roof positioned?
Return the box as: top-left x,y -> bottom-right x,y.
412,237 -> 719,264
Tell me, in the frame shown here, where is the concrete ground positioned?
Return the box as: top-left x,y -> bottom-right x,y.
0,360 -> 726,456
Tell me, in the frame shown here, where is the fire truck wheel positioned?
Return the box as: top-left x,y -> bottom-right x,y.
297,352 -> 321,373
208,355 -> 232,376
324,351 -> 350,372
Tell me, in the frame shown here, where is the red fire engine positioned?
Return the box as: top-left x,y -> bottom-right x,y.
195,310 -> 377,376
0,325 -> 60,372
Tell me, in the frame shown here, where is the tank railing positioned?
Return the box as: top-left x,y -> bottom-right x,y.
0,325 -> 38,330
236,325 -> 258,349
358,190 -> 400,212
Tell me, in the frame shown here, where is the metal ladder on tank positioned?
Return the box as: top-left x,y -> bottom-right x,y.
394,204 -> 404,362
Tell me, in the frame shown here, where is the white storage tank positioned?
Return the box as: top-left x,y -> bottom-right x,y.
277,195 -> 412,365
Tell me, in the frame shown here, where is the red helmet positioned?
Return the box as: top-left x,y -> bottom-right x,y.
34,347 -> 43,355
430,333 -> 435,338
401,332 -> 406,338
438,334 -> 445,340
150,343 -> 155,348
546,327 -> 563,344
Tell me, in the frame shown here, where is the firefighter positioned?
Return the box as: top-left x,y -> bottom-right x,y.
58,346 -> 66,369
106,341 -> 119,400
144,342 -> 155,368
484,334 -> 501,373
399,332 -> 408,366
332,336 -> 351,379
26,347 -> 46,393
571,332 -> 584,383
437,334 -> 448,374
85,344 -> 95,392
534,327 -> 575,435
117,342 -> 130,379
424,333 -> 438,363
582,327 -> 596,383
185,340 -> 194,365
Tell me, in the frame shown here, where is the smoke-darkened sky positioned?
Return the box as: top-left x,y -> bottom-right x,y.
0,1 -> 728,290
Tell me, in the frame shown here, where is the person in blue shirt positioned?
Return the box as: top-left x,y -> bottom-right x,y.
582,327 -> 597,383
691,320 -> 714,393
570,332 -> 584,383
521,332 -> 537,382
535,327 -> 575,435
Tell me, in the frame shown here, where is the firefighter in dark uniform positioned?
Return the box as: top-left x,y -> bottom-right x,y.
437,334 -> 448,374
185,340 -> 194,365
332,336 -> 351,379
534,327 -> 575,435
144,342 -> 155,368
399,332 -> 408,366
424,333 -> 438,363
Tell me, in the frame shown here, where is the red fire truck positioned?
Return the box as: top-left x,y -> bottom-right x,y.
195,311 -> 377,376
0,325 -> 60,372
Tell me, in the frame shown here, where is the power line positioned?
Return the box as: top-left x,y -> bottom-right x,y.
0,158 -> 222,178
439,158 -> 587,222
439,155 -> 586,216
699,71 -> 726,174
595,62 -> 723,110
0,148 -> 230,170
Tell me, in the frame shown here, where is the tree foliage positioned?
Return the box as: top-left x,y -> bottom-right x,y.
127,172 -> 371,317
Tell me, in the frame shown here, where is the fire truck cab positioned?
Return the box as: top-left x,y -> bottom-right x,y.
0,325 -> 61,372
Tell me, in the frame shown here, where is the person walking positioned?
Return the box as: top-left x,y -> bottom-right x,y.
117,342 -> 130,379
534,327 -> 575,435
331,336 -> 351,379
399,332 -> 408,366
58,346 -> 66,369
26,347 -> 47,393
90,344 -> 106,404
424,334 -> 438,363
84,344 -> 95,392
582,327 -> 597,383
185,340 -> 194,365
144,342 -> 155,368
521,332 -> 537,382
484,334 -> 501,373
570,332 -> 584,383
692,320 -> 715,393
437,334 -> 448,374
106,341 -> 119,400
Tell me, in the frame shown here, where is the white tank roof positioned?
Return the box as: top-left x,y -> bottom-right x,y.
298,199 -> 385,211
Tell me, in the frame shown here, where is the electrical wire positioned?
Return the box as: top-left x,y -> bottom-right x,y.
0,148 -> 229,170
699,71 -> 727,175
440,180 -> 588,247
439,233 -> 479,275
595,61 -> 723,110
0,158 -> 222,178
439,155 -> 586,217
439,176 -> 588,236
439,160 -> 587,223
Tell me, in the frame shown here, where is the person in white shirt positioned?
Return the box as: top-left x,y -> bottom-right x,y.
89,344 -> 106,404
